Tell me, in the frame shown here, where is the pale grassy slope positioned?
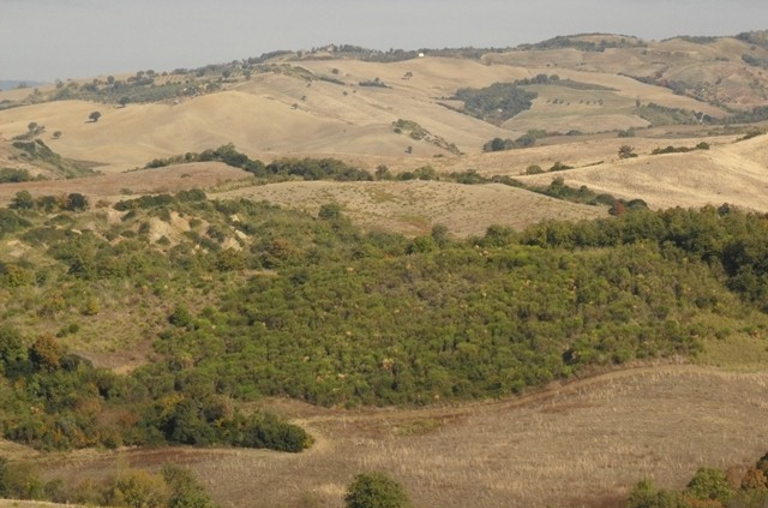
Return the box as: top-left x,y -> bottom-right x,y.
484,37 -> 768,109
518,135 -> 768,211
0,76 -> 505,172
419,134 -> 736,177
0,94 -> 360,172
219,180 -> 605,237
0,142 -> 46,176
299,56 -> 725,134
0,55 -> 736,178
234,65 -> 512,152
0,162 -> 249,205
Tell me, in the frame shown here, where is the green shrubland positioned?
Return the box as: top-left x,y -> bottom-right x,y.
0,457 -> 217,507
0,191 -> 767,452
627,450 -> 768,507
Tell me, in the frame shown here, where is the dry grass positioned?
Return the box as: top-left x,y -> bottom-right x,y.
28,365 -> 768,508
482,37 -> 766,109
0,162 -> 249,205
517,134 -> 768,212
220,179 -> 606,237
0,53 -> 740,176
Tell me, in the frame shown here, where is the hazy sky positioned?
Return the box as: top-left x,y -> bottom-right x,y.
2,0 -> 768,81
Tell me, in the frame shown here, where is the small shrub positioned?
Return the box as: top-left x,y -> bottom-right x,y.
686,468 -> 734,503
525,164 -> 544,175
345,472 -> 410,508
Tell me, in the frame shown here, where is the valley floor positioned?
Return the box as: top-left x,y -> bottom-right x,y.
20,364 -> 768,508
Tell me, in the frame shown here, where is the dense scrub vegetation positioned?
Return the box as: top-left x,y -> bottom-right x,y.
143,144 -> 630,211
391,119 -> 462,154
521,204 -> 768,308
8,139 -> 97,179
736,30 -> 768,50
650,142 -> 709,155
627,450 -> 768,507
146,144 -> 373,182
0,168 -> 35,183
0,458 -> 217,507
2,192 -> 768,452
514,73 -> 616,91
635,103 -> 712,126
453,83 -> 537,124
483,129 -> 548,151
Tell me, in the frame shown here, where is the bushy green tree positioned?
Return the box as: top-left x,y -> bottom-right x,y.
318,202 -> 342,220
162,465 -> 217,508
618,145 -> 638,159
686,468 -> 733,503
65,193 -> 89,211
626,480 -> 687,508
103,469 -> 170,508
345,472 -> 409,508
10,191 -> 34,210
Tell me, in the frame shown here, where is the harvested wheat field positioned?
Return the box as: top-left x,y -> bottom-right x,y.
29,365 -> 768,508
0,162 -> 249,205
220,179 -> 606,237
517,135 -> 768,211
418,133 -> 738,177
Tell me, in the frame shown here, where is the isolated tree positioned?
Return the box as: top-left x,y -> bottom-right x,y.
52,131 -> 62,139
686,468 -> 734,503
741,468 -> 768,490
10,191 -> 34,210
488,137 -> 507,152
345,472 -> 410,508
29,334 -> 63,371
64,192 -> 89,211
430,224 -> 449,247
104,470 -> 170,508
318,202 -> 342,220
161,465 -> 217,508
609,199 -> 626,216
618,145 -> 637,159
0,326 -> 27,371
27,122 -> 38,133
89,111 -> 102,123
118,96 -> 130,108
374,164 -> 392,180
525,164 -> 544,174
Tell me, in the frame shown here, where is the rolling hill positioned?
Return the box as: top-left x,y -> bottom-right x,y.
3,30 -> 768,508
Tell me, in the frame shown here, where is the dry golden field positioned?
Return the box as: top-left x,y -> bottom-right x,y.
15,364 -> 767,508
0,162 -> 249,205
517,134 -> 768,212
221,180 -> 606,237
2,36 -> 768,508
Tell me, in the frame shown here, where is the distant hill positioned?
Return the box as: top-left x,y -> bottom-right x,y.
0,80 -> 46,91
0,30 -> 767,220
